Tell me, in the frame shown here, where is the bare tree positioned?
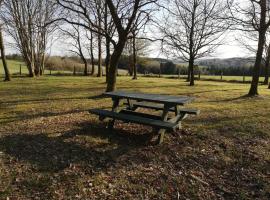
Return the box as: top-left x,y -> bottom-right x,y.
1,0 -> 57,77
86,30 -> 96,75
0,0 -> 10,81
237,31 -> 270,85
0,24 -> 10,81
56,0 -> 157,91
61,24 -> 89,76
159,0 -> 229,86
229,0 -> 270,96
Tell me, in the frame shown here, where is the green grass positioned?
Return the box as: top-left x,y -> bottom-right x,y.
0,59 -> 128,76
0,76 -> 270,199
0,60 -> 28,75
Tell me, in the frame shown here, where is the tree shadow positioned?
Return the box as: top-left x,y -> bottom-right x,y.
87,93 -> 107,100
0,109 -> 89,124
207,94 -> 266,103
0,122 -> 153,173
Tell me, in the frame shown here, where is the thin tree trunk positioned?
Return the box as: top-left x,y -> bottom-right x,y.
263,46 -> 270,85
97,2 -> 102,77
132,35 -> 137,80
90,31 -> 95,75
105,39 -> 110,82
248,29 -> 266,96
97,37 -> 102,77
40,53 -> 45,75
104,2 -> 110,83
0,26 -> 11,81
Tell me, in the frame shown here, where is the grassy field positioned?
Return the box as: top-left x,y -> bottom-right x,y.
0,76 -> 270,199
0,60 -> 128,76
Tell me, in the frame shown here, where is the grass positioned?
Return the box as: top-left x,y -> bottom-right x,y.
0,59 -> 128,76
0,75 -> 270,199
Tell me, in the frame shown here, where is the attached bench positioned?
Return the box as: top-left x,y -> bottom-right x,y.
125,101 -> 200,115
89,109 -> 178,131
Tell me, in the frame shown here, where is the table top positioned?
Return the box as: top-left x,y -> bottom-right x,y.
104,91 -> 194,105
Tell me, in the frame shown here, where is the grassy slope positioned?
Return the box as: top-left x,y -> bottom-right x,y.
0,76 -> 269,199
0,59 -> 128,76
0,60 -> 28,75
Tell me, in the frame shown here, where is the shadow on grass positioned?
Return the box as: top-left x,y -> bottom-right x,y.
0,109 -> 92,124
207,94 -> 267,103
87,94 -> 107,100
0,122 -> 153,173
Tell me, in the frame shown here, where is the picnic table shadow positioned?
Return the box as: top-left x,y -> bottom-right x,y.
0,122 -> 154,173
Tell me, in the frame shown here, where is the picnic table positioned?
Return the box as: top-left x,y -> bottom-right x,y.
89,91 -> 199,144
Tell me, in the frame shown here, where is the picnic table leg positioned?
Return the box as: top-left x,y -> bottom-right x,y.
157,105 -> 170,144
126,98 -> 136,110
108,98 -> 120,129
175,106 -> 182,130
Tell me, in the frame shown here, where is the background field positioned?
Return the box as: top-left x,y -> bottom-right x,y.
0,60 -> 128,76
0,76 -> 269,199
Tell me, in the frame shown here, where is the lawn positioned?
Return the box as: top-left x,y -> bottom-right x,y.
0,76 -> 269,199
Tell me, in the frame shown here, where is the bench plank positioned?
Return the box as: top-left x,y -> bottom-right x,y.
119,109 -> 163,120
125,102 -> 200,115
89,109 -> 178,131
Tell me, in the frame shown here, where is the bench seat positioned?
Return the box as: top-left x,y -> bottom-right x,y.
89,109 -> 178,131
125,101 -> 200,115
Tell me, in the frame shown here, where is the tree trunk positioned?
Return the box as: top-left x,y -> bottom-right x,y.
248,30 -> 266,96
263,46 -> 270,85
104,2 -> 110,83
106,41 -> 126,92
40,53 -> 45,75
90,31 -> 95,76
187,67 -> 191,82
105,39 -> 110,82
97,34 -> 102,77
132,35 -> 137,80
83,60 -> 88,76
189,58 -> 195,86
97,2 -> 102,78
248,1 -> 267,96
0,26 -> 11,81
26,60 -> 35,77
34,59 -> 40,77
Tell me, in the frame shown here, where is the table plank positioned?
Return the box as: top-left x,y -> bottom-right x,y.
104,91 -> 194,105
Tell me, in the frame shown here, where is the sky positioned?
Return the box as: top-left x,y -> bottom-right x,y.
37,35 -> 253,60
4,30 -> 254,60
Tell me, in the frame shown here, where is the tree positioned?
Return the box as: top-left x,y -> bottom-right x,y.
237,29 -> 270,85
86,31 -> 96,75
0,0 -> 10,81
229,0 -> 270,96
0,24 -> 11,81
159,0 -> 229,86
61,24 -> 89,76
1,0 -> 57,77
56,0 -> 157,91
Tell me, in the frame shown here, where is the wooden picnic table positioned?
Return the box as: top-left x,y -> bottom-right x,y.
89,91 -> 199,144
